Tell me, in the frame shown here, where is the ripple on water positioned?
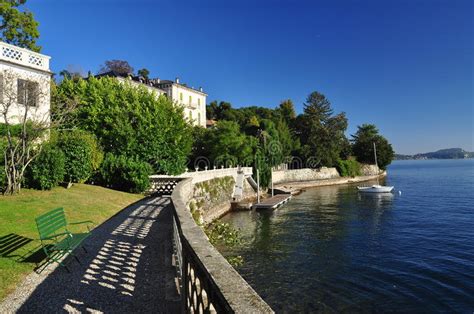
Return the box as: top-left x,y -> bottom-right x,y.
220,159 -> 474,312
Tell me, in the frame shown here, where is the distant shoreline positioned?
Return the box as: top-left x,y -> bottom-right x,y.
395,148 -> 473,160
393,157 -> 474,161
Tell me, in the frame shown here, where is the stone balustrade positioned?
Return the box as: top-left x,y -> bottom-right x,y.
150,167 -> 272,312
171,178 -> 273,313
149,166 -> 253,191
0,41 -> 50,72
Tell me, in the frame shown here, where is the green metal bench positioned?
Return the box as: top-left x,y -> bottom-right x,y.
35,207 -> 93,272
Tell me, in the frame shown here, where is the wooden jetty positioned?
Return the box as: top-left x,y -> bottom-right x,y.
252,194 -> 292,210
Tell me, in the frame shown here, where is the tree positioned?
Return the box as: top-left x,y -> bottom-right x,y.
137,68 -> 150,79
297,91 -> 348,167
1,71 -> 76,194
58,65 -> 85,81
206,100 -> 233,120
276,99 -> 296,128
206,100 -> 219,120
0,0 -> 40,52
303,91 -> 333,121
205,120 -> 257,167
54,76 -> 193,175
59,70 -> 72,80
351,124 -> 394,170
59,69 -> 82,81
201,100 -> 301,187
98,60 -> 134,75
188,126 -> 211,170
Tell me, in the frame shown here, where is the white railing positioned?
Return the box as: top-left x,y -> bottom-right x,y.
0,41 -> 50,71
149,166 -> 253,185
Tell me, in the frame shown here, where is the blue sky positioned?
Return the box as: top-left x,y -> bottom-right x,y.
29,0 -> 472,154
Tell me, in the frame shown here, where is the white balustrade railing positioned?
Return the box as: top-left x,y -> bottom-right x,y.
0,41 -> 50,71
149,166 -> 253,185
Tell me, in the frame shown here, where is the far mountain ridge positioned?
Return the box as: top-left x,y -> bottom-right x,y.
395,148 -> 474,160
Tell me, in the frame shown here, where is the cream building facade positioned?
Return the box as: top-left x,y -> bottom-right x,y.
0,41 -> 52,125
155,78 -> 207,127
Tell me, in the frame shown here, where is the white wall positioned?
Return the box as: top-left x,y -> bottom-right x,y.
0,61 -> 51,125
170,85 -> 207,127
150,167 -> 253,184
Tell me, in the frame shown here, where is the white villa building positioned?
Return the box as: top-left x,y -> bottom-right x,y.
0,41 -> 52,125
98,72 -> 207,127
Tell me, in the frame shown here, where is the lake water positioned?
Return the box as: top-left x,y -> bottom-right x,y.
220,159 -> 474,312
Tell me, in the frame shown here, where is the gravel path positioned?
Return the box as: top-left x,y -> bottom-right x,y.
0,196 -> 181,313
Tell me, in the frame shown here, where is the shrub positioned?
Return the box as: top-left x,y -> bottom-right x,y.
336,158 -> 361,177
98,153 -> 152,193
26,144 -> 65,190
56,130 -> 103,183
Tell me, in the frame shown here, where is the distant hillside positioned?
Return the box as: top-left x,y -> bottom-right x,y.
395,148 -> 474,160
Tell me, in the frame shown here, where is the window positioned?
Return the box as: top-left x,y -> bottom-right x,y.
189,95 -> 192,104
198,98 -> 201,107
188,111 -> 192,121
198,112 -> 201,125
17,79 -> 38,106
180,92 -> 183,102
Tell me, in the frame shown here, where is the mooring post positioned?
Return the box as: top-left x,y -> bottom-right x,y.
271,169 -> 274,197
257,169 -> 260,204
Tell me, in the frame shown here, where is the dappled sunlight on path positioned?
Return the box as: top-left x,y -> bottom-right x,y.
1,196 -> 180,313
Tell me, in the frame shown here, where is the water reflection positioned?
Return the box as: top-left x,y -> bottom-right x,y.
220,161 -> 474,312
220,183 -> 399,312
358,192 -> 394,209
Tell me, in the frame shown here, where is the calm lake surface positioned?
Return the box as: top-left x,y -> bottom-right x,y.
220,159 -> 474,312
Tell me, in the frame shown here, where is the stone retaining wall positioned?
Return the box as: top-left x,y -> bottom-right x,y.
187,174 -> 256,224
189,176 -> 235,224
360,164 -> 380,176
272,164 -> 381,185
272,167 -> 340,184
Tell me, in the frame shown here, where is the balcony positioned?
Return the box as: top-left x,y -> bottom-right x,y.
0,41 -> 50,72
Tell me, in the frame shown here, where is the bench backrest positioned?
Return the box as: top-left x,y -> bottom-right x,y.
35,207 -> 67,240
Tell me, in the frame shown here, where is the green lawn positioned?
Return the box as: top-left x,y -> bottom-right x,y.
0,184 -> 142,301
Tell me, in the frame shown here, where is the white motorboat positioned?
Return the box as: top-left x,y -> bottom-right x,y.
357,142 -> 394,194
357,184 -> 394,193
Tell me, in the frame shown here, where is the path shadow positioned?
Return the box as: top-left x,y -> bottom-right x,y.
15,197 -> 181,313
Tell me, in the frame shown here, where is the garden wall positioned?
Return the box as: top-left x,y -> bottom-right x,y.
272,167 -> 340,185
188,175 -> 256,224
360,164 -> 381,176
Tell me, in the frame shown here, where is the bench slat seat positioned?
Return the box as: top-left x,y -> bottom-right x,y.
54,232 -> 90,252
